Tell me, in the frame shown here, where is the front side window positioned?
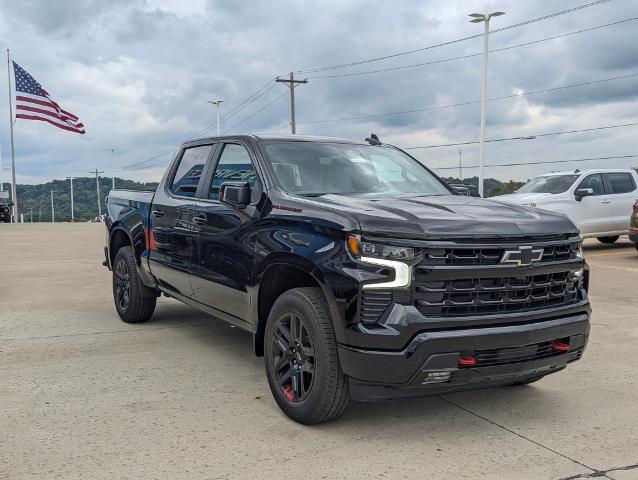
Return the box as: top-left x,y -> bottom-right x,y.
577,174 -> 605,195
263,141 -> 450,197
517,175 -> 579,194
606,173 -> 636,194
170,145 -> 213,198
209,144 -> 258,200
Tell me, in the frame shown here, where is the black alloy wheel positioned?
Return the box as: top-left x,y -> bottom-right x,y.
114,258 -> 131,311
270,312 -> 316,403
112,246 -> 156,323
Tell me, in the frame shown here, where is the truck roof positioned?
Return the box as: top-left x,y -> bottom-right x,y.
538,168 -> 636,176
184,133 -> 371,146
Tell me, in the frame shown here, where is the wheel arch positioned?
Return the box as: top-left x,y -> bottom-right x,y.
254,255 -> 341,357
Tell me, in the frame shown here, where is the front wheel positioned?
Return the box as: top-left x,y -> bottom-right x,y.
597,235 -> 619,244
264,287 -> 351,424
112,246 -> 156,323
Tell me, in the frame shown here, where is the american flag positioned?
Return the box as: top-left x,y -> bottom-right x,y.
13,61 -> 85,134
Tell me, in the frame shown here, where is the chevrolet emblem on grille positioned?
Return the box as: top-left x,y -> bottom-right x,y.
500,246 -> 544,266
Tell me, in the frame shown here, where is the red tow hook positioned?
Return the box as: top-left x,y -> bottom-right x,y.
552,341 -> 570,352
458,356 -> 477,367
283,386 -> 294,402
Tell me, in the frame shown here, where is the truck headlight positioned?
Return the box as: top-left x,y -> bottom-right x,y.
347,233 -> 414,261
346,234 -> 413,289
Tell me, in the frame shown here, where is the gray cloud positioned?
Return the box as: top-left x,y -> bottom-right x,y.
0,0 -> 637,186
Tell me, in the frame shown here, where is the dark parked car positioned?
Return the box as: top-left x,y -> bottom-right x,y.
630,199 -> 638,251
0,197 -> 12,223
103,134 -> 591,424
448,183 -> 481,197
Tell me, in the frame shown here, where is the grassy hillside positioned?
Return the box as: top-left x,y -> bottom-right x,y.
13,177 -> 158,222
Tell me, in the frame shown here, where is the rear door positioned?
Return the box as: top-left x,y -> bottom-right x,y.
190,142 -> 264,322
572,173 -> 614,235
148,144 -> 216,298
603,172 -> 637,232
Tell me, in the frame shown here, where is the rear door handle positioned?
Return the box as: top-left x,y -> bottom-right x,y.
193,216 -> 207,225
151,209 -> 164,218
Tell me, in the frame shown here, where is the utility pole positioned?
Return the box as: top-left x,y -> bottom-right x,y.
458,150 -> 463,181
28,208 -> 33,222
276,72 -> 308,134
90,169 -> 104,217
50,189 -> 55,223
469,11 -> 505,197
207,100 -> 223,135
66,176 -> 75,221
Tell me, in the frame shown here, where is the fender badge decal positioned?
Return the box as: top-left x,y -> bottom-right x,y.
272,204 -> 303,213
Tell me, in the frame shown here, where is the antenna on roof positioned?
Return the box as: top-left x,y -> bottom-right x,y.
365,133 -> 381,146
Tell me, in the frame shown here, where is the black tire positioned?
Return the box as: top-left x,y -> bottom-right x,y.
264,287 -> 351,424
508,375 -> 546,386
597,235 -> 619,244
112,246 -> 156,323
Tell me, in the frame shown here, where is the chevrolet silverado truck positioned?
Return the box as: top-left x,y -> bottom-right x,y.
103,134 -> 591,424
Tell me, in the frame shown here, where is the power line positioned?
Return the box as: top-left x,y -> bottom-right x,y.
296,0 -> 611,74
224,90 -> 289,134
430,154 -> 638,170
308,16 -> 638,79
404,122 -> 638,150
298,72 -> 638,125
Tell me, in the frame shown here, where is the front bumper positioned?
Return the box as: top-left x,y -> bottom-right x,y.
339,312 -> 589,401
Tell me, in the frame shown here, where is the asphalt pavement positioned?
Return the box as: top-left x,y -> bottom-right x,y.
1,224 -> 637,479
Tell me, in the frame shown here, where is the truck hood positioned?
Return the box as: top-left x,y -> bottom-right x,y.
303,193 -> 577,239
493,192 -> 555,205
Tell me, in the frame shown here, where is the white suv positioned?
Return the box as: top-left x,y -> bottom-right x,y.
495,169 -> 638,243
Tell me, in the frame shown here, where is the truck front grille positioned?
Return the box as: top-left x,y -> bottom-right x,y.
414,271 -> 579,317
358,237 -> 584,324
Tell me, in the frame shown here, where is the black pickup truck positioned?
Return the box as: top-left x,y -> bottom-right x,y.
104,134 -> 591,424
0,197 -> 12,223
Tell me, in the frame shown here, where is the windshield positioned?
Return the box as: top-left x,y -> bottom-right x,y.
262,141 -> 451,196
517,174 -> 579,194
0,197 -> 8,205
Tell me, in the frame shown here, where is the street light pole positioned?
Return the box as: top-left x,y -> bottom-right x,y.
458,150 -> 463,181
469,11 -> 505,197
66,176 -> 75,221
207,100 -> 223,135
110,149 -> 115,190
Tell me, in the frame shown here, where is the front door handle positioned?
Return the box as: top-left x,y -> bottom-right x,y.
193,216 -> 207,225
601,199 -> 610,204
151,209 -> 164,218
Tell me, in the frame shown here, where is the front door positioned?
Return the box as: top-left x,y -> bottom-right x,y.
148,144 -> 215,297
571,173 -> 614,235
190,142 -> 264,322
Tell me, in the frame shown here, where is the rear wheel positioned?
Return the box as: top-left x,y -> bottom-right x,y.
112,247 -> 156,323
264,287 -> 351,424
597,236 -> 619,244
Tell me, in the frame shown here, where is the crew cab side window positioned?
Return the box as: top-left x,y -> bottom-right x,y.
577,174 -> 605,195
169,145 -> 213,198
208,143 -> 262,202
605,173 -> 636,194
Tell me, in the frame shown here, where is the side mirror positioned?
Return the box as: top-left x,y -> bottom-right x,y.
221,182 -> 250,208
574,187 -> 594,201
8,201 -> 14,207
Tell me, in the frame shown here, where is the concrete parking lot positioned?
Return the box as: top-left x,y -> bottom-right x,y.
1,223 -> 637,480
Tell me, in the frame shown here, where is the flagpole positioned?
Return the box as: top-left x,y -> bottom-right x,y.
6,49 -> 17,222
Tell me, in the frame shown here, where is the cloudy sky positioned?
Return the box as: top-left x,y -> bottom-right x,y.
0,0 -> 637,185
